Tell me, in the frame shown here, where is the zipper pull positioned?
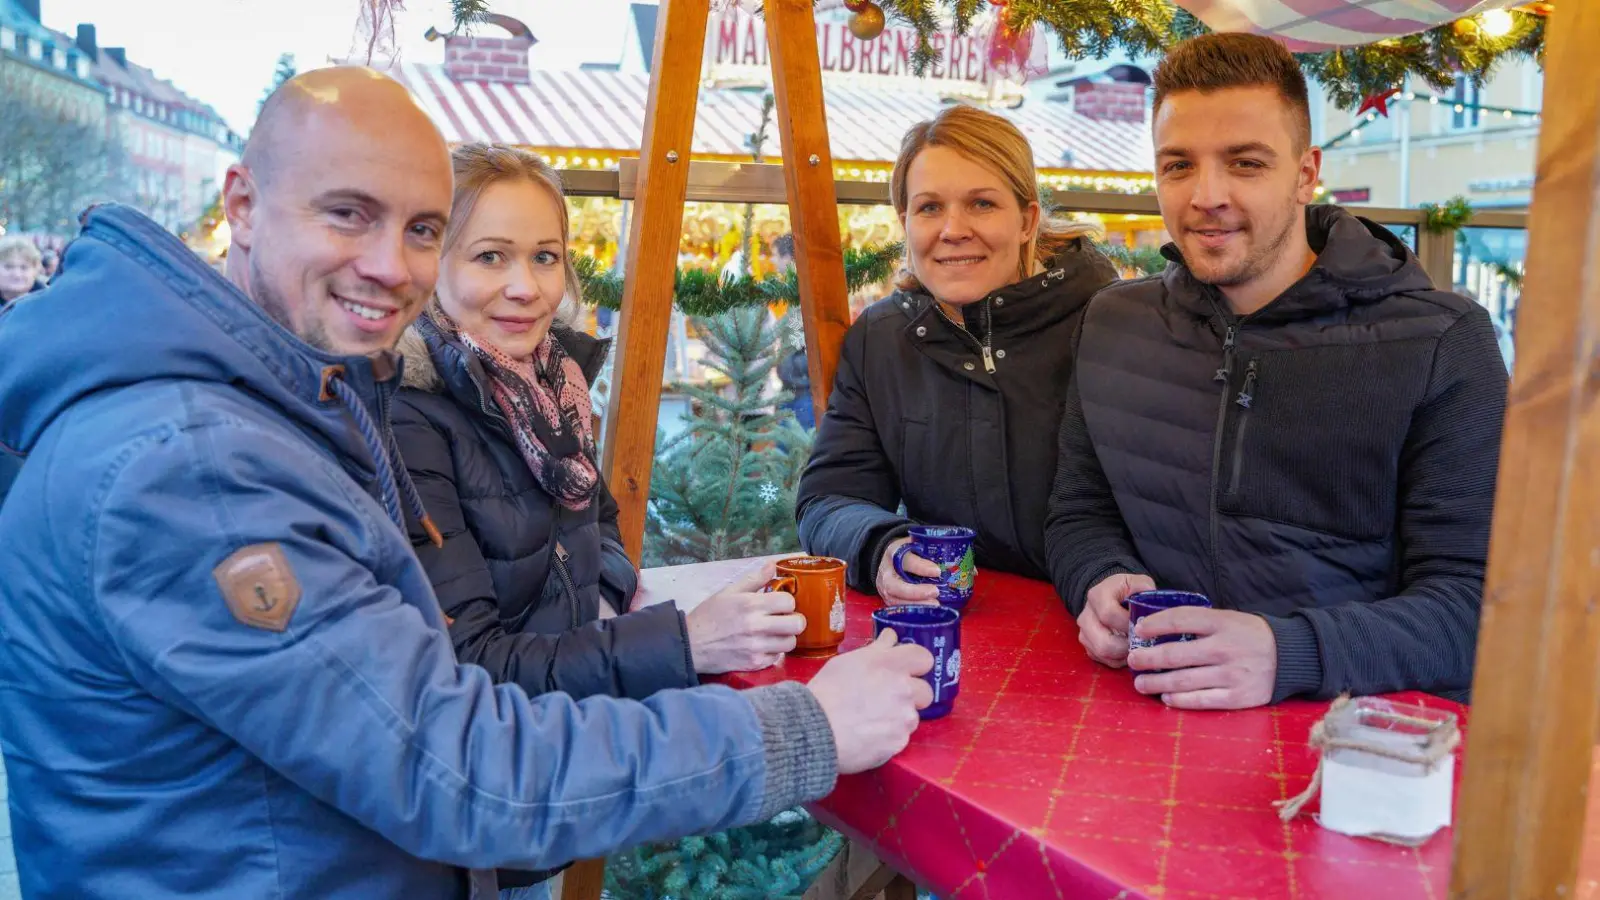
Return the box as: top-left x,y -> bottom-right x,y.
982,345 -> 996,373
1236,359 -> 1258,409
1215,323 -> 1238,383
555,541 -> 570,563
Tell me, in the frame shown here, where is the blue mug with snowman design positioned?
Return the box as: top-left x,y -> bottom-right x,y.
872,604 -> 961,719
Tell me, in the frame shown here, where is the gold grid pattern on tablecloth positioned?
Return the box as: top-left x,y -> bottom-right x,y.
705,565 -> 1457,899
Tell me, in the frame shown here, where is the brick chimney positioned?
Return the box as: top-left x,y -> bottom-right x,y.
438,13 -> 535,85
1073,81 -> 1148,123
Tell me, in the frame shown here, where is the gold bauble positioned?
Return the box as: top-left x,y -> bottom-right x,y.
849,3 -> 887,41
1452,16 -> 1481,44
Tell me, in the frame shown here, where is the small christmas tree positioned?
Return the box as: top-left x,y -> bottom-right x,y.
642,305 -> 811,568
605,808 -> 845,900
259,53 -> 297,114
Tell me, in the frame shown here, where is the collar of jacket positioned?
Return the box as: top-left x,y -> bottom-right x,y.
1158,204 -> 1436,325
893,236 -> 1119,339
0,204 -> 403,473
399,314 -> 611,403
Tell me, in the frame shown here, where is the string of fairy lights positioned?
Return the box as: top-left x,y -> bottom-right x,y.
1323,91 -> 1543,150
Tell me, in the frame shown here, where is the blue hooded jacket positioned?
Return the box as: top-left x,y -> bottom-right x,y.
0,207 -> 835,898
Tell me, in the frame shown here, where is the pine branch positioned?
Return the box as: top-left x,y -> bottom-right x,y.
570,253 -> 623,309
573,240 -> 902,316
837,2 -> 1545,111
1420,195 -> 1473,233
1096,241 -> 1167,276
450,0 -> 490,31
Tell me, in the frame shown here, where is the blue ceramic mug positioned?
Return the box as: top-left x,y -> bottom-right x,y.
872,605 -> 961,720
1126,590 -> 1212,672
891,525 -> 978,609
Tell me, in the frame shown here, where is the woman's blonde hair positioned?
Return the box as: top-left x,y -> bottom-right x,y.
0,236 -> 42,270
440,142 -> 581,325
889,105 -> 1097,292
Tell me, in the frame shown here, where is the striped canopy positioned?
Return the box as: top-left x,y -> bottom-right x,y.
1173,0 -> 1522,50
381,62 -> 1154,174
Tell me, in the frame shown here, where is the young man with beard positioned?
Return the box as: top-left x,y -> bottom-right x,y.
1045,34 -> 1507,710
0,67 -> 933,899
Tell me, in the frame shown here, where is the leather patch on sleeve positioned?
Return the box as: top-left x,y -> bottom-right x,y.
213,543 -> 302,632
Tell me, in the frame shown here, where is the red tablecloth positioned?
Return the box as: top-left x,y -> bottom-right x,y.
638,558 -> 1467,900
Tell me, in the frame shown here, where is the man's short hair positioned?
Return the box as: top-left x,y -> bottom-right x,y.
1153,33 -> 1313,150
772,233 -> 795,259
0,236 -> 41,269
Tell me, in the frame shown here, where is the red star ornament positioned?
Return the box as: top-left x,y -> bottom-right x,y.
1357,89 -> 1396,118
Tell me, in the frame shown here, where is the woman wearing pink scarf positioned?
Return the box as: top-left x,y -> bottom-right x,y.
390,145 -> 809,898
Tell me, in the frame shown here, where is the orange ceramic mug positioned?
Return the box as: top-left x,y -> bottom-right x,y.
764,555 -> 848,658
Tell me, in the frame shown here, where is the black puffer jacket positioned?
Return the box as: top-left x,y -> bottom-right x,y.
1046,205 -> 1507,703
797,238 -> 1120,591
392,317 -> 697,702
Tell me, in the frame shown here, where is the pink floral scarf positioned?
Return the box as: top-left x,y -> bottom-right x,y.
433,310 -> 599,510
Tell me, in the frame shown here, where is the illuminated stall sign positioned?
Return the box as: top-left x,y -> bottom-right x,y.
706,0 -> 991,86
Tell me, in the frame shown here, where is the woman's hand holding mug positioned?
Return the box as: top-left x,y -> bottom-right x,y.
877,537 -> 942,605
686,563 -> 808,674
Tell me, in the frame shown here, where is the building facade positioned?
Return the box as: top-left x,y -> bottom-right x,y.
0,0 -> 242,237
1314,59 -> 1544,211
0,0 -> 106,236
1313,60 -> 1542,339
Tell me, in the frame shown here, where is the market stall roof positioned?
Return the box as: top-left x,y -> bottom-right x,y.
381,61 -> 1153,174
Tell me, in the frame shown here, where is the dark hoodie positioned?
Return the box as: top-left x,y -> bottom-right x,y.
1046,205 -> 1507,703
797,237 -> 1120,591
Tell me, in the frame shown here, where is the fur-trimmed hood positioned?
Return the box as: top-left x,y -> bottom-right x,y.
396,316 -> 611,396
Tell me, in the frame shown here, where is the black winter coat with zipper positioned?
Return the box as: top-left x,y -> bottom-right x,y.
393,318 -> 700,889
796,238 -> 1120,592
392,317 -> 697,702
1045,205 -> 1507,704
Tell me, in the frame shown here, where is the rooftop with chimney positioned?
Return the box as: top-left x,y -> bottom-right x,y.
1,0 -> 242,150
0,0 -> 95,85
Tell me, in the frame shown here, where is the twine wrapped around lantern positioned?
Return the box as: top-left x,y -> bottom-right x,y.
1276,695 -> 1461,846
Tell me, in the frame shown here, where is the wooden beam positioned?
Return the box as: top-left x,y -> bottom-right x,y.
558,860 -> 605,900
1415,225 -> 1457,292
882,875 -> 918,900
1450,3 -> 1600,898
764,0 -> 853,415
599,0 -> 710,563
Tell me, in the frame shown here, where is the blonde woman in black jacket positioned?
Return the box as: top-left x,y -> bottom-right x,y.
391,144 -> 812,897
796,105 -> 1120,602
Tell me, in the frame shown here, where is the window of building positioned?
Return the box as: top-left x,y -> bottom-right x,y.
1450,75 -> 1481,130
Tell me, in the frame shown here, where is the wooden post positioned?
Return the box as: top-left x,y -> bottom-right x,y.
1449,3 -> 1600,898
764,0 -> 853,415
557,860 -> 605,900
599,0 -> 711,563
1415,224 -> 1457,291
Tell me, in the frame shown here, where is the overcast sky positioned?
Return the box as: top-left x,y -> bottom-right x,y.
41,0 -> 646,134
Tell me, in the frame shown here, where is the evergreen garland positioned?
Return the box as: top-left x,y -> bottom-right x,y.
440,1 -> 1548,111
571,242 -> 904,319
1098,241 -> 1167,276
1420,195 -> 1474,233
1294,15 -> 1545,110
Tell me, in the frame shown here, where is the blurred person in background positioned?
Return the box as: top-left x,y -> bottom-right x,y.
0,237 -> 45,305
